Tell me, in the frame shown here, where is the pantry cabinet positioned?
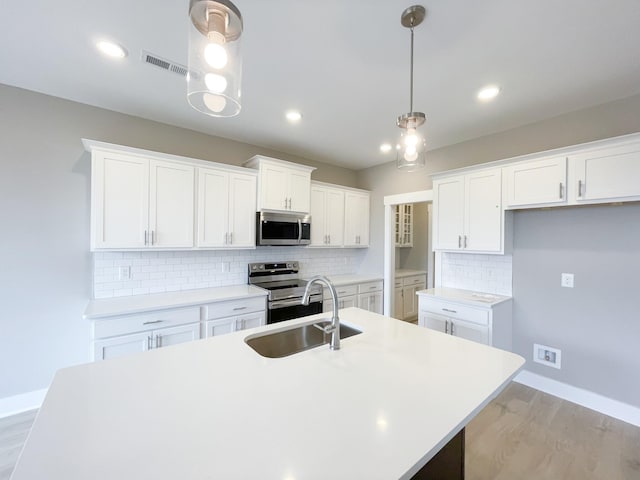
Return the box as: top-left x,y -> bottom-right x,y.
309,184 -> 345,247
91,150 -> 195,250
244,156 -> 315,213
197,167 -> 257,248
395,204 -> 414,247
344,191 -> 370,247
503,156 -> 568,208
433,168 -> 502,253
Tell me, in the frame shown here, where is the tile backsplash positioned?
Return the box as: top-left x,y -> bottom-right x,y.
93,248 -> 368,299
440,253 -> 512,296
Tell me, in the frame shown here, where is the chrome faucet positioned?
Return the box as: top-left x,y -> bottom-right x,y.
302,275 -> 340,350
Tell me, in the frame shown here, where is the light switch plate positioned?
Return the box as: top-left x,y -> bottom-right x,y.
561,273 -> 574,288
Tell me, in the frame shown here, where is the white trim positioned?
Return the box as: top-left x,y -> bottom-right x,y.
514,370 -> 640,427
384,190 -> 433,206
0,388 -> 47,418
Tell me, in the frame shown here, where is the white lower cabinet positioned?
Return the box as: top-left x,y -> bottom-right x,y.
394,274 -> 426,321
202,296 -> 266,337
323,280 -> 383,314
417,292 -> 512,350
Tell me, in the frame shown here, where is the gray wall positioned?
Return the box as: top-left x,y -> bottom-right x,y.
396,202 -> 429,271
0,84 -> 358,399
356,93 -> 640,275
512,205 -> 640,407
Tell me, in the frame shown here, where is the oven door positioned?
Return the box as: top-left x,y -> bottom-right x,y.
267,295 -> 322,324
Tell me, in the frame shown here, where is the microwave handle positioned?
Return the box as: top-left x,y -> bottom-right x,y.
297,218 -> 302,244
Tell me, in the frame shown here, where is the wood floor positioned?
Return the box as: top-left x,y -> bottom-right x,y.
0,383 -> 638,479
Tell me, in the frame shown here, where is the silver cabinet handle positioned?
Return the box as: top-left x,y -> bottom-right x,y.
328,234 -> 331,244
442,308 -> 457,313
144,230 -> 148,246
142,320 -> 164,325
369,286 -> 377,290
578,180 -> 584,197
155,334 -> 161,348
229,232 -> 233,244
463,235 -> 467,248
147,335 -> 153,349
233,306 -> 247,311
151,230 -> 155,245
458,235 -> 462,248
289,198 -> 292,209
224,232 -> 228,245
324,234 -> 328,244
338,290 -> 347,295
559,182 -> 564,199
445,320 -> 449,334
450,321 -> 456,336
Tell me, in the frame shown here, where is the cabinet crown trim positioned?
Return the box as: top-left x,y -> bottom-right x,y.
243,155 -> 316,173
311,180 -> 370,194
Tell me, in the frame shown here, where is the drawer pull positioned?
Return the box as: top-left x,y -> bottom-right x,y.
442,308 -> 457,314
338,291 -> 347,295
233,306 -> 247,311
142,320 -> 164,325
369,286 -> 377,290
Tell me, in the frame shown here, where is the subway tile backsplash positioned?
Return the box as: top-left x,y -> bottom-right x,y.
93,248 -> 368,299
440,253 -> 512,296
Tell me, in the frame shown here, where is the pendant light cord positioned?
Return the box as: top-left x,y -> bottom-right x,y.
409,24 -> 414,113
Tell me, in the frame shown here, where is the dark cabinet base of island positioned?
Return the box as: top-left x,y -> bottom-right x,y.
411,428 -> 464,479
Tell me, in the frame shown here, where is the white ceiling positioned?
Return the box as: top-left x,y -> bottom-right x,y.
2,1 -> 640,170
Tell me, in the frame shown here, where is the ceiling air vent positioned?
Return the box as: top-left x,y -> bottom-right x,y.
141,50 -> 189,78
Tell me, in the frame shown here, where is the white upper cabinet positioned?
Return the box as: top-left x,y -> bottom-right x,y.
571,140 -> 640,203
197,167 -> 256,248
244,156 -> 315,213
433,168 -> 503,253
310,184 -> 344,247
91,150 -> 194,250
344,191 -> 370,247
504,156 -> 568,208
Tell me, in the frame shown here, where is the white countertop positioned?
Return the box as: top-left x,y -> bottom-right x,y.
395,269 -> 427,278
417,287 -> 512,307
13,308 -> 524,480
84,285 -> 268,319
320,274 -> 383,286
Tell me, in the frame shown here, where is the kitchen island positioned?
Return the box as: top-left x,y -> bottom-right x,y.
11,308 -> 524,479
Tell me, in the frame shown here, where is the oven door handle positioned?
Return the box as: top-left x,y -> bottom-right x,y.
269,295 -> 322,309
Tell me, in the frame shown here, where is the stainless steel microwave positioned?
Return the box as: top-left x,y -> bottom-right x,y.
256,212 -> 311,246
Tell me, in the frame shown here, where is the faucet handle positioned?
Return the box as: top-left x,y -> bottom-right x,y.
313,322 -> 336,334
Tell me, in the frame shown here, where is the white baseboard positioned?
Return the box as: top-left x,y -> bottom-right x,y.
0,389 -> 47,418
514,370 -> 640,427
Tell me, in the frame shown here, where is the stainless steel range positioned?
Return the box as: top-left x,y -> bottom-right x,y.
248,261 -> 323,324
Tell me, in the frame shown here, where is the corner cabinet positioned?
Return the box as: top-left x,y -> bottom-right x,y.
197,168 -> 257,248
244,156 -> 315,213
91,149 -> 195,250
433,168 -> 503,253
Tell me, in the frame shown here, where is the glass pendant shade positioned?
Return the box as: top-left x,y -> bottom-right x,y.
188,0 -> 243,117
396,121 -> 426,171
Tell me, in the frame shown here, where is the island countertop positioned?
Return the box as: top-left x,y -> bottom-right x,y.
12,308 -> 524,480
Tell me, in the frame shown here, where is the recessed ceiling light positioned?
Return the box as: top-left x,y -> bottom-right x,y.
477,85 -> 501,101
96,41 -> 128,59
380,143 -> 392,153
285,111 -> 302,123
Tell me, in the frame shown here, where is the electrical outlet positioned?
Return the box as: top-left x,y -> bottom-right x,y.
118,265 -> 131,281
561,273 -> 574,288
221,262 -> 231,273
533,343 -> 561,369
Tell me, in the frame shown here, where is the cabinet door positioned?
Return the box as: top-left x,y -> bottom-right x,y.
411,284 -> 426,321
402,286 -> 417,319
228,173 -> 257,247
197,168 -> 229,247
260,164 -> 289,210
504,157 -> 567,208
154,323 -> 200,348
288,170 -> 311,213
450,319 -> 489,345
149,160 -> 195,248
394,287 -> 404,319
574,142 -> 640,202
433,176 -> 464,250
310,186 -> 328,246
464,168 -> 502,252
325,188 -> 345,246
367,292 -> 383,314
344,192 -> 369,247
92,151 -> 149,249
339,296 -> 358,309
236,312 -> 266,331
93,332 -> 150,361
421,312 -> 448,334
204,317 -> 237,337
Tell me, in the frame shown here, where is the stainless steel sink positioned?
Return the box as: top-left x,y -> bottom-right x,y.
245,320 -> 361,358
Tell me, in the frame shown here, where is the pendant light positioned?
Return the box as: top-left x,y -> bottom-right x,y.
396,5 -> 426,171
187,0 -> 243,117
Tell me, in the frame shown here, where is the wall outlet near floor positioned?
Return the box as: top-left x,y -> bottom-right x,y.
118,265 -> 131,280
561,273 -> 574,288
533,343 -> 562,369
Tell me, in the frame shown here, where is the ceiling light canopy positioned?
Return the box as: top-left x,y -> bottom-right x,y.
96,41 -> 127,59
187,0 -> 243,117
477,85 -> 501,101
285,111 -> 302,123
396,5 -> 427,171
